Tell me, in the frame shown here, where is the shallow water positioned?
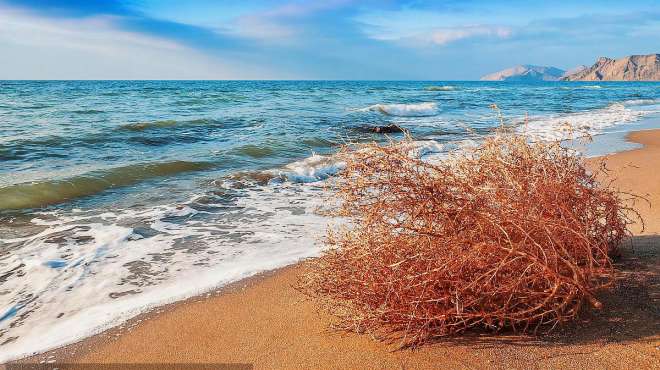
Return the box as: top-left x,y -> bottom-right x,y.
1,80 -> 660,360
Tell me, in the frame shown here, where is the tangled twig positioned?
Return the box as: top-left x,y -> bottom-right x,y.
298,132 -> 639,347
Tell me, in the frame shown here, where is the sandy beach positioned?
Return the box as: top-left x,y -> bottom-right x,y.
15,130 -> 660,369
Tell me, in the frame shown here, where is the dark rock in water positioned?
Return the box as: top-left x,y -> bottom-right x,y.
361,124 -> 405,134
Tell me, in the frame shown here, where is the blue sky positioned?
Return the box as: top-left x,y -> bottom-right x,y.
0,0 -> 658,79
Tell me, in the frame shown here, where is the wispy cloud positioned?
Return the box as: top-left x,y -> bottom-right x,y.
0,6 -> 271,79
0,11 -> 180,54
360,21 -> 513,47
355,8 -> 514,47
229,0 -> 355,42
427,25 -> 512,45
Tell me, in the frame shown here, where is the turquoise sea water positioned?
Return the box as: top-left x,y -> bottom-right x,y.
1,80 -> 660,360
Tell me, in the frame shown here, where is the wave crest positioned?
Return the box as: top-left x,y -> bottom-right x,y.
522,102 -> 659,141
425,85 -> 456,91
0,161 -> 214,210
357,102 -> 438,117
119,118 -> 221,131
278,154 -> 346,183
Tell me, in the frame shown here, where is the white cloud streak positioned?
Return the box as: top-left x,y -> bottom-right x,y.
0,6 -> 271,79
362,22 -> 513,47
428,26 -> 512,45
229,0 -> 353,42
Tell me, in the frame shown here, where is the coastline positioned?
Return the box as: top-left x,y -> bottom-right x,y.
13,129 -> 660,369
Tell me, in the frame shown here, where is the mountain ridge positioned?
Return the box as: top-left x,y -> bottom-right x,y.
561,54 -> 660,81
480,65 -> 565,81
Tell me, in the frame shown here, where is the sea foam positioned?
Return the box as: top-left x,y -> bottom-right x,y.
277,154 -> 346,183
357,102 -> 438,117
0,185 -> 328,362
521,101 -> 660,141
425,85 -> 456,91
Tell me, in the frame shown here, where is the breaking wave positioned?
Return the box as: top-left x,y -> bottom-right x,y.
522,102 -> 660,141
622,98 -> 660,106
356,102 -> 438,117
118,118 -> 223,131
258,139 -> 479,185
425,85 -> 456,91
0,161 -> 215,210
277,154 -> 346,183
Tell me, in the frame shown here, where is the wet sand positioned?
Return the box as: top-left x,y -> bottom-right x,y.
15,130 -> 660,369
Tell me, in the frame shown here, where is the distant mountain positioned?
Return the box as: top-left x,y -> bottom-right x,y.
562,54 -> 660,81
561,65 -> 587,79
480,65 -> 565,81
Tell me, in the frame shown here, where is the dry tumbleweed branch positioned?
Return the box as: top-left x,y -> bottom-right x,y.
298,132 -> 640,346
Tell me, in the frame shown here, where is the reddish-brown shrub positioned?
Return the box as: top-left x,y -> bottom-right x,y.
299,133 -> 638,346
